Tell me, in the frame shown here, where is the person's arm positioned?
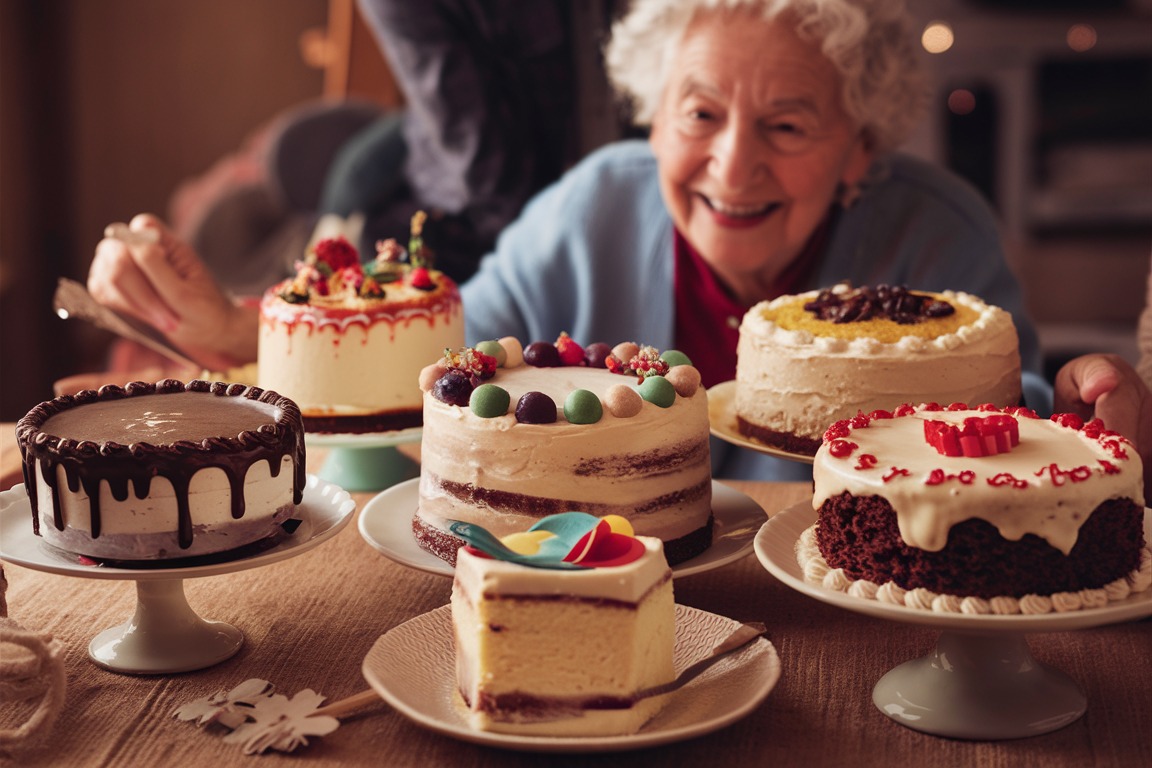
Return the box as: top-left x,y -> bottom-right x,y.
87,214 -> 258,371
1055,353 -> 1152,501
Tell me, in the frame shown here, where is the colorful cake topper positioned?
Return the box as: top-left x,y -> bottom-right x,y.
924,414 -> 1019,457
449,512 -> 646,570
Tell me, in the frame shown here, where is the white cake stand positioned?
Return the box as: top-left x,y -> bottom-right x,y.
0,476 -> 355,675
306,426 -> 422,492
756,503 -> 1152,740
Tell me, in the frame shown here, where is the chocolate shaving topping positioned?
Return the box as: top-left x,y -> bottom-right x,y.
803,284 -> 954,325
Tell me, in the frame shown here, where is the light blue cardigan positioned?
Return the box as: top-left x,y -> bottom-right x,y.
461,140 -> 1048,481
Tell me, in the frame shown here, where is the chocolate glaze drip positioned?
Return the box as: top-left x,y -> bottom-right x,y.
16,380 -> 305,550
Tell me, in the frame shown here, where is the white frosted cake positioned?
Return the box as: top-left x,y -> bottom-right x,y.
803,403 -> 1149,613
736,284 -> 1022,455
415,336 -> 713,565
258,227 -> 463,433
450,513 -> 675,736
16,380 -> 305,561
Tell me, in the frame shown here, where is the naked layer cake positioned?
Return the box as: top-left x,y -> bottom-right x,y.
416,336 -> 713,566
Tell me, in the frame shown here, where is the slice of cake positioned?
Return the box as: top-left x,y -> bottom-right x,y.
450,513 -> 675,736
258,214 -> 464,434
415,335 -> 713,566
802,402 -> 1149,613
736,284 -> 1022,455
16,379 -> 306,561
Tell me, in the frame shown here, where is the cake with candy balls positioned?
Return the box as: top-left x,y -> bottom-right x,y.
415,334 -> 713,566
800,402 -> 1149,614
735,284 -> 1022,455
450,512 -> 675,735
257,212 -> 463,434
16,379 -> 306,562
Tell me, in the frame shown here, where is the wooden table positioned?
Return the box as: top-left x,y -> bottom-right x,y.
1,434 -> 1149,767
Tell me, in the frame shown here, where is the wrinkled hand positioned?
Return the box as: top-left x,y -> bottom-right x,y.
1055,353 -> 1152,501
88,213 -> 258,370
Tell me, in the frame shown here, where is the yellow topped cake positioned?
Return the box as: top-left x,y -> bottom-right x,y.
735,284 -> 1021,455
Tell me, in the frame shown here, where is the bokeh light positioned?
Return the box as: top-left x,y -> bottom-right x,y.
1066,24 -> 1097,52
922,22 -> 955,54
947,89 -> 977,116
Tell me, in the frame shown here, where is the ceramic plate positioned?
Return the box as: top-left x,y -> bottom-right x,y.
755,503 -> 1152,632
359,478 -> 766,578
0,475 -> 356,580
706,381 -> 814,465
361,603 -> 780,753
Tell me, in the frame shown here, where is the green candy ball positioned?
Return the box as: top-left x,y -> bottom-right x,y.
563,389 -> 603,424
660,349 -> 692,368
469,383 -> 511,418
638,376 -> 676,408
475,339 -> 508,367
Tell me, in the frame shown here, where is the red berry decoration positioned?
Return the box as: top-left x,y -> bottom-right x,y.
554,332 -> 585,366
409,267 -> 433,290
313,237 -> 360,271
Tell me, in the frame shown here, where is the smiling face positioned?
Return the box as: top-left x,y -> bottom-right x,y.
649,11 -> 874,304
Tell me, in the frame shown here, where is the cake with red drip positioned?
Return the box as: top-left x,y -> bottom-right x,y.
450,513 -> 675,736
802,403 -> 1149,614
735,284 -> 1022,455
16,379 -> 305,561
415,335 -> 713,566
257,214 -> 464,434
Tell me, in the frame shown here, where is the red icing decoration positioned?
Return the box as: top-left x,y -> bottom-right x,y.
924,468 -> 976,486
1100,460 -> 1121,475
823,421 -> 851,442
854,454 -> 878,471
1051,413 -> 1083,430
850,412 -> 870,429
988,472 -> 1028,489
882,467 -> 911,483
828,439 -> 857,458
893,403 -> 916,417
924,414 -> 1019,457
1035,463 -> 1093,485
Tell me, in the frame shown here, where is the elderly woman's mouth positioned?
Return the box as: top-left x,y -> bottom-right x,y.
703,196 -> 779,224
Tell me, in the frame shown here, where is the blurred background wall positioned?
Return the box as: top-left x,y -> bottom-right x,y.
2,0 -> 1150,422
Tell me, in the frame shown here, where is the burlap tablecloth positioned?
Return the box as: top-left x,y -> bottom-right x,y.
1,434 -> 1148,767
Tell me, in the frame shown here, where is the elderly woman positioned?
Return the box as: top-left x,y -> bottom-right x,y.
85,0 -> 1150,485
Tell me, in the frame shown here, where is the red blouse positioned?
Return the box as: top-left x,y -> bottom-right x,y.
672,224 -> 827,388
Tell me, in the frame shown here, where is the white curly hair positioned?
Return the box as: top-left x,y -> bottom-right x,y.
604,0 -> 929,152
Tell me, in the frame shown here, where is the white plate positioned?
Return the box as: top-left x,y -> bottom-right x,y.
706,381 -> 814,465
755,503 -> 1152,632
361,603 -> 780,753
359,478 -> 766,579
305,425 -> 422,448
0,475 -> 356,580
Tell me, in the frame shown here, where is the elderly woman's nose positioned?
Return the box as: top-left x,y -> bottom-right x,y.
709,122 -> 767,187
